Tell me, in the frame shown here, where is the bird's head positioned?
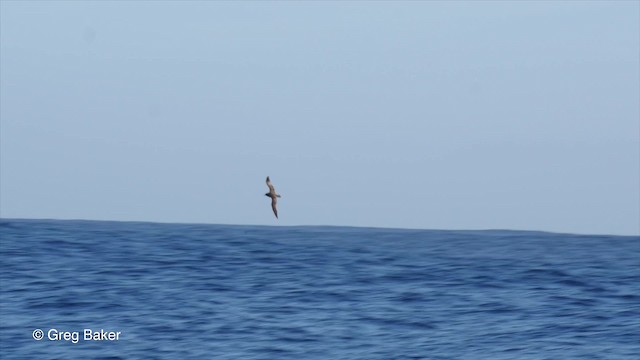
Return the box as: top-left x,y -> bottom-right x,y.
265,193 -> 271,197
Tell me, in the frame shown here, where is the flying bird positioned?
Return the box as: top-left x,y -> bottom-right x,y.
265,176 -> 281,218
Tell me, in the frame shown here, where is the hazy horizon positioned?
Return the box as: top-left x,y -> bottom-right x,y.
1,1 -> 639,235
1,216 -> 637,238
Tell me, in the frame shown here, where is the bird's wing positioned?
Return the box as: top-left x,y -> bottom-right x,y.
271,198 -> 278,218
266,176 -> 276,193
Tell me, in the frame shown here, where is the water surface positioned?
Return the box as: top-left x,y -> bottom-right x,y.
1,219 -> 639,359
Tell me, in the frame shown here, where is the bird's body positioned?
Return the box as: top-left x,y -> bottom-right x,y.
265,176 -> 281,218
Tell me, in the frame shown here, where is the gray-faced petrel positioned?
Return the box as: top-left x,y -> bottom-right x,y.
265,176 -> 281,219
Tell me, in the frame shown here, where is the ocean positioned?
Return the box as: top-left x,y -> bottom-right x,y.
0,219 -> 638,359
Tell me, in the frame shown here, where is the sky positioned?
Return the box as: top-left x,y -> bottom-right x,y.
1,1 -> 638,235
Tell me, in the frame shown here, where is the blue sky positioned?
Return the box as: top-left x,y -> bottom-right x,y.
1,1 -> 638,235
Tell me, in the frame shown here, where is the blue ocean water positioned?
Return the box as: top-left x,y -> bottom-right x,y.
0,219 -> 638,359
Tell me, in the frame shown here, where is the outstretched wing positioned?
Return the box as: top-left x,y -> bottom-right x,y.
271,197 -> 278,218
266,176 -> 276,193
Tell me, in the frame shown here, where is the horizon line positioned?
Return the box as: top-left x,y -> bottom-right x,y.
1,216 -> 638,238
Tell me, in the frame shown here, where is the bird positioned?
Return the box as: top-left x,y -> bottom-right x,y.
265,176 -> 281,218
